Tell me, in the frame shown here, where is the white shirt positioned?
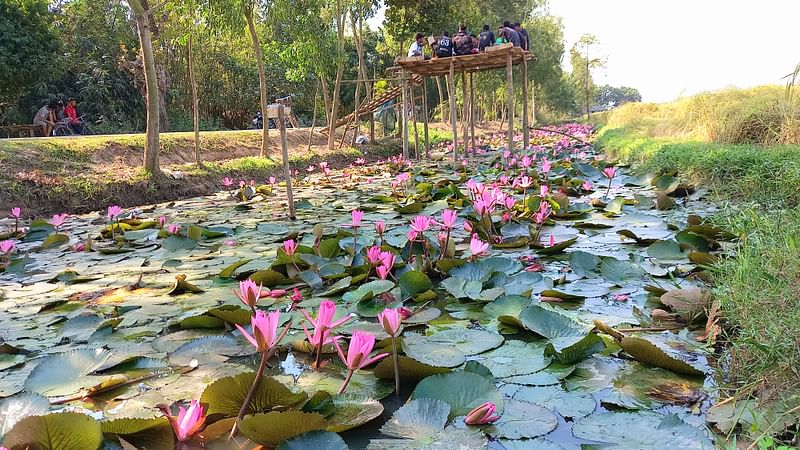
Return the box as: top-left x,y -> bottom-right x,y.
408,41 -> 423,57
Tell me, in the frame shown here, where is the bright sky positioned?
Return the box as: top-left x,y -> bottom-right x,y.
369,1 -> 800,103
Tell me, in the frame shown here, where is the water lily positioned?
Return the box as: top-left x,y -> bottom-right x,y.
350,210 -> 364,228
158,399 -> 206,442
234,279 -> 264,310
158,215 -> 167,229
333,331 -> 389,394
540,185 -> 550,197
222,177 -> 234,188
366,246 -> 383,265
410,215 -> 434,234
374,221 -> 386,237
301,300 -> 352,368
469,237 -> 490,259
10,207 -> 20,233
0,240 -> 14,254
377,307 -> 403,394
290,287 -> 303,305
107,205 -> 123,239
282,239 -> 298,256
541,158 -> 552,175
50,213 -> 68,231
440,210 -> 457,230
603,166 -> 617,197
464,401 -> 500,425
268,176 -> 276,185
355,157 -> 366,165
582,180 -> 593,191
166,224 -> 181,235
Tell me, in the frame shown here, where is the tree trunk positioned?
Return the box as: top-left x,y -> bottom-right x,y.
320,74 -> 331,125
245,7 -> 269,157
129,0 -> 160,174
188,32 -> 201,164
307,81 -> 319,151
328,0 -> 346,150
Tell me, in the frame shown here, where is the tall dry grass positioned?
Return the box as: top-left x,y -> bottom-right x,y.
605,75 -> 800,145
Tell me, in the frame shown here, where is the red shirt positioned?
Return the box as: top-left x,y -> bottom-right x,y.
64,105 -> 78,124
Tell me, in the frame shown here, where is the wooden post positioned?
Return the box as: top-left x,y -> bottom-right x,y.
421,77 -> 430,158
409,85 -> 420,160
506,52 -> 514,152
401,70 -> 409,159
278,105 -> 296,220
469,72 -> 476,156
531,75 -> 537,126
461,71 -> 469,156
369,67 -> 376,141
447,60 -> 458,160
521,58 -> 530,150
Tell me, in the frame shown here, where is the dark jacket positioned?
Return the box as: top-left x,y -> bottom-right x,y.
453,31 -> 473,56
437,35 -> 453,57
478,30 -> 494,51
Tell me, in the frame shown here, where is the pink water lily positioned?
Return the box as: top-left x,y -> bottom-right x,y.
366,246 -> 383,265
464,401 -> 500,425
581,180 -> 593,191
374,221 -> 386,236
166,224 -> 181,235
541,158 -> 552,174
440,210 -> 457,230
516,175 -> 533,189
540,185 -> 550,197
158,215 -> 167,228
548,235 -> 556,247
158,399 -> 206,442
222,177 -> 234,188
11,207 -> 20,219
377,308 -> 402,336
236,310 -> 288,352
407,229 -> 419,242
268,176 -> 276,185
0,240 -> 14,254
282,239 -> 298,256
376,264 -> 391,280
410,215 -> 434,234
50,213 -> 68,230
107,205 -> 123,221
469,237 -> 490,258
355,157 -> 366,165
234,279 -> 264,309
351,210 -> 365,227
602,166 -> 617,179
301,300 -> 352,368
334,331 -> 389,394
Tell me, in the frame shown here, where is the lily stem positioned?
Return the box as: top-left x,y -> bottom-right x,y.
230,347 -> 274,438
338,369 -> 354,395
391,335 -> 400,394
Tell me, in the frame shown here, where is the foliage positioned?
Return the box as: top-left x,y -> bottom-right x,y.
0,0 -> 60,108
594,84 -> 641,109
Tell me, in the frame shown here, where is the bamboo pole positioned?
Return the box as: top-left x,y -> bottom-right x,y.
401,70 -> 409,159
447,60 -> 458,160
531,73 -> 537,126
409,84 -> 420,160
422,77 -> 430,158
278,105 -> 296,220
506,52 -> 514,152
461,71 -> 468,156
469,72 -> 476,156
522,58 -> 530,150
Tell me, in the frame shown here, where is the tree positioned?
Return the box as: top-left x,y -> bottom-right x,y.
594,84 -> 642,109
570,33 -> 604,120
0,0 -> 60,108
125,0 -> 161,174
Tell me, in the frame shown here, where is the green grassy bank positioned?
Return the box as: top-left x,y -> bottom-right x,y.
597,126 -> 800,447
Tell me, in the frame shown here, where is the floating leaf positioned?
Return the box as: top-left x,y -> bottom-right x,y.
0,393 -> 50,438
201,373 -> 307,417
505,385 -> 596,419
239,411 -> 326,447
486,398 -> 558,439
402,333 -> 465,368
277,431 -> 348,450
659,288 -> 711,322
219,259 -> 252,278
168,274 -> 204,295
426,329 -> 504,355
101,417 -> 173,450
600,257 -> 646,285
569,251 -> 600,276
162,236 -> 196,250
3,412 -> 102,450
411,372 -> 503,419
519,306 -> 605,364
619,337 -> 704,376
399,271 -> 433,298
325,394 -> 384,432
169,336 -> 243,366
374,356 -> 451,381
572,411 -> 711,449
647,240 -> 688,260
367,398 -> 486,450
470,340 -> 551,378
41,233 -> 69,249
25,349 -> 111,396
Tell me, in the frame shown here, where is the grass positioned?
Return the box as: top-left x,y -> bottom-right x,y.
599,114 -> 800,445
604,84 -> 800,145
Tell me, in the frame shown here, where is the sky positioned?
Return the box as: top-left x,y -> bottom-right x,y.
369,1 -> 800,103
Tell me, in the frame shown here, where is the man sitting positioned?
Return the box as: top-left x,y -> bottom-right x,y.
453,24 -> 473,56
436,31 -> 454,58
514,22 -> 530,51
502,21 -> 521,47
64,98 -> 83,135
33,102 -> 57,137
478,24 -> 495,52
407,33 -> 426,57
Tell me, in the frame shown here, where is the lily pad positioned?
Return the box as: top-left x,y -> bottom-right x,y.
519,306 -> 605,364
426,329 -> 504,355
572,411 -> 711,449
374,356 -> 452,381
619,337 -> 705,376
200,373 -> 307,417
325,394 -> 384,432
239,411 -> 326,447
169,336 -> 243,366
101,417 -> 173,450
277,430 -> 348,450
25,348 -> 111,396
0,393 -> 50,438
470,340 -> 551,378
485,398 -> 558,439
3,412 -> 103,450
399,271 -> 433,298
411,372 -> 503,419
505,384 -> 596,419
402,333 -> 465,368
600,257 -> 646,285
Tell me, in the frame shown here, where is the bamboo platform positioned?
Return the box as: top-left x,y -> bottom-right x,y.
388,44 -> 534,77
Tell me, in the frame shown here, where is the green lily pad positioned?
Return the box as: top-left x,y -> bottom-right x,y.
0,393 -> 50,438
440,277 -> 483,300
374,356 -> 452,381
162,236 -> 196,250
367,398 -> 487,449
485,398 -> 558,439
535,237 -> 577,255
342,280 -> 395,303
426,329 -> 504,355
101,417 -> 173,450
325,394 -> 384,432
569,251 -> 600,276
169,336 -> 243,366
411,372 -> 503,419
505,384 -> 596,419
647,239 -> 689,260
399,271 -> 433,298
502,363 -> 575,386
402,332 -> 465,368
619,337 -> 705,376
572,411 -> 711,449
201,373 -> 307,417
551,280 -> 609,299
41,233 -> 69,249
277,431 -> 348,450
470,340 -> 551,378
239,411 -> 326,447
519,305 -> 605,364
499,438 -> 568,450
220,259 -> 253,278
250,269 -> 289,287
25,348 -> 111,396
600,257 -> 646,285
3,412 -> 102,450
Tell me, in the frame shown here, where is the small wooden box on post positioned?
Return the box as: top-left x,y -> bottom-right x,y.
265,103 -> 296,220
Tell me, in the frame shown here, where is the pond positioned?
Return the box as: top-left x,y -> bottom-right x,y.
0,124 -> 726,449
